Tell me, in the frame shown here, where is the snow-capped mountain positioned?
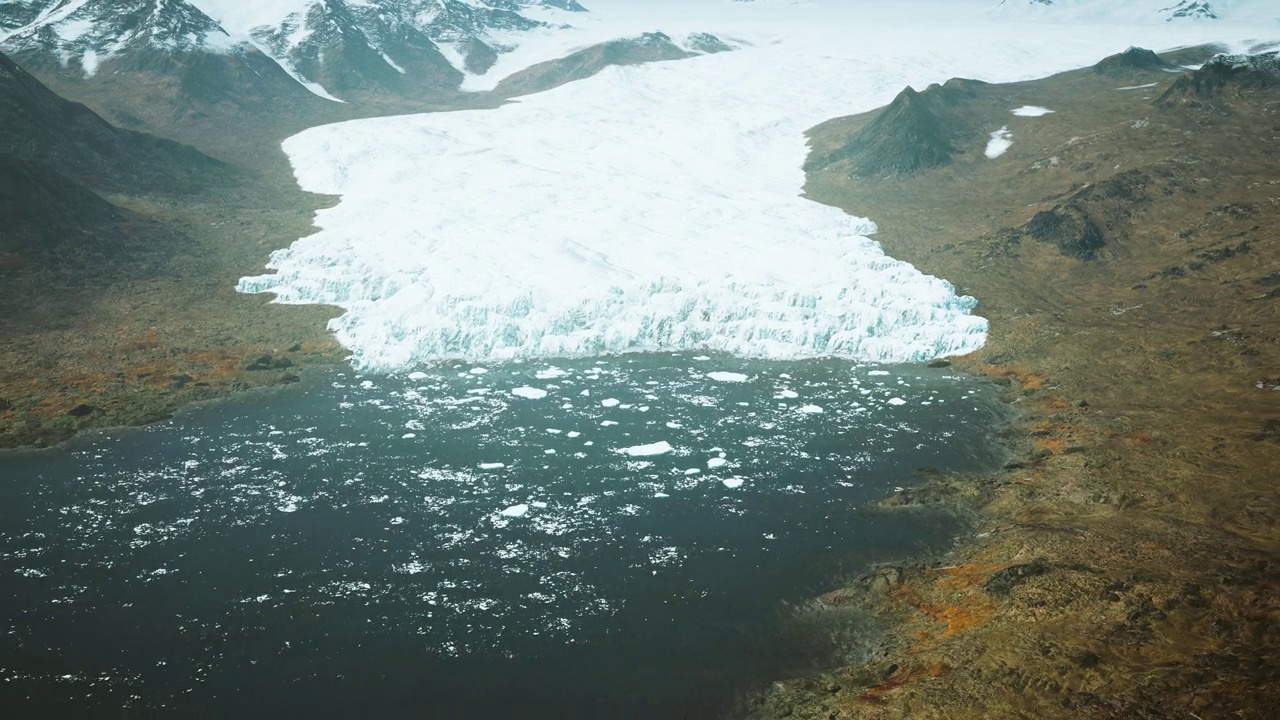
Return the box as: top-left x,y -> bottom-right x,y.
0,1 -> 587,102
992,0 -> 1269,22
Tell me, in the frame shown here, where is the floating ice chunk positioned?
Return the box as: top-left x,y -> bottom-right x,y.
707,372 -> 749,383
867,370 -> 890,376
1011,105 -> 1054,117
619,441 -> 674,457
511,387 -> 547,399
408,371 -> 428,381
684,468 -> 701,475
707,457 -> 727,469
567,431 -> 581,438
601,420 -> 619,427
722,478 -> 745,489
654,492 -> 671,498
500,504 -> 529,518
985,127 -> 1013,159
469,367 -> 488,375
692,356 -> 711,362
776,389 -> 800,399
887,397 -> 907,406
546,428 -> 562,434
479,462 -> 506,470
536,367 -> 568,379
798,404 -> 824,414
665,421 -> 682,429
531,501 -> 548,509
601,398 -> 621,408
402,433 -> 417,439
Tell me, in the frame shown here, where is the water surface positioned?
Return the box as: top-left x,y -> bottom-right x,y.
0,354 -> 1009,717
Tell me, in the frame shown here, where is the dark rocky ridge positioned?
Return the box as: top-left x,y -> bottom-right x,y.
804,78 -> 990,178
492,32 -> 708,98
1158,50 -> 1280,110
1092,46 -> 1172,77
0,51 -> 228,194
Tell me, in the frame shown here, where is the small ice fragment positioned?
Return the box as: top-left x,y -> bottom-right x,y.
500,504 -> 529,518
479,462 -> 506,470
887,397 -> 908,406
402,433 -> 417,439
619,441 -> 674,457
707,371 -> 749,382
601,420 -> 619,427
567,431 -> 581,438
544,449 -> 556,454
693,356 -> 711,361
584,441 -> 594,446
798,404 -> 824,414
1011,105 -> 1054,117
531,501 -> 548,509
536,367 -> 568,379
511,387 -> 547,399
684,468 -> 701,475
469,367 -> 488,375
722,478 -> 744,489
707,458 -> 727,469
665,421 -> 682,429
546,428 -> 562,434
776,389 -> 799,399
601,398 -> 621,408
867,370 -> 890,376
408,371 -> 428,381
654,492 -> 670,498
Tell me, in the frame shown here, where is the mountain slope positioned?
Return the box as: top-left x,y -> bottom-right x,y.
0,50 -> 227,193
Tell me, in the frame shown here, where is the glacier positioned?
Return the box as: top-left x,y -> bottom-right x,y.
238,0 -> 1276,372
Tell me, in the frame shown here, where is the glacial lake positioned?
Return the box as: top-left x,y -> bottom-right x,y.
0,354 -> 1009,717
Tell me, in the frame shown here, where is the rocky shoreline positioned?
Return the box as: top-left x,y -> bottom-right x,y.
751,47 -> 1278,719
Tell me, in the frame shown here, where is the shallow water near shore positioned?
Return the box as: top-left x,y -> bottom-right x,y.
0,353 -> 1010,717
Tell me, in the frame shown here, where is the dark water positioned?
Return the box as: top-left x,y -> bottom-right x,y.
0,354 -> 1009,718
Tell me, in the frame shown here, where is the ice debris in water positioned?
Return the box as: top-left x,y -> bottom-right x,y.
707,371 -> 749,382
511,387 -> 548,399
619,441 -> 674,457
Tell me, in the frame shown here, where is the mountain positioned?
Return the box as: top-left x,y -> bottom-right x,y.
0,50 -> 226,192
0,50 -> 224,280
992,0 -> 1274,22
0,1 -> 587,105
804,78 -> 992,178
1157,50 -> 1280,109
491,31 -> 731,98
